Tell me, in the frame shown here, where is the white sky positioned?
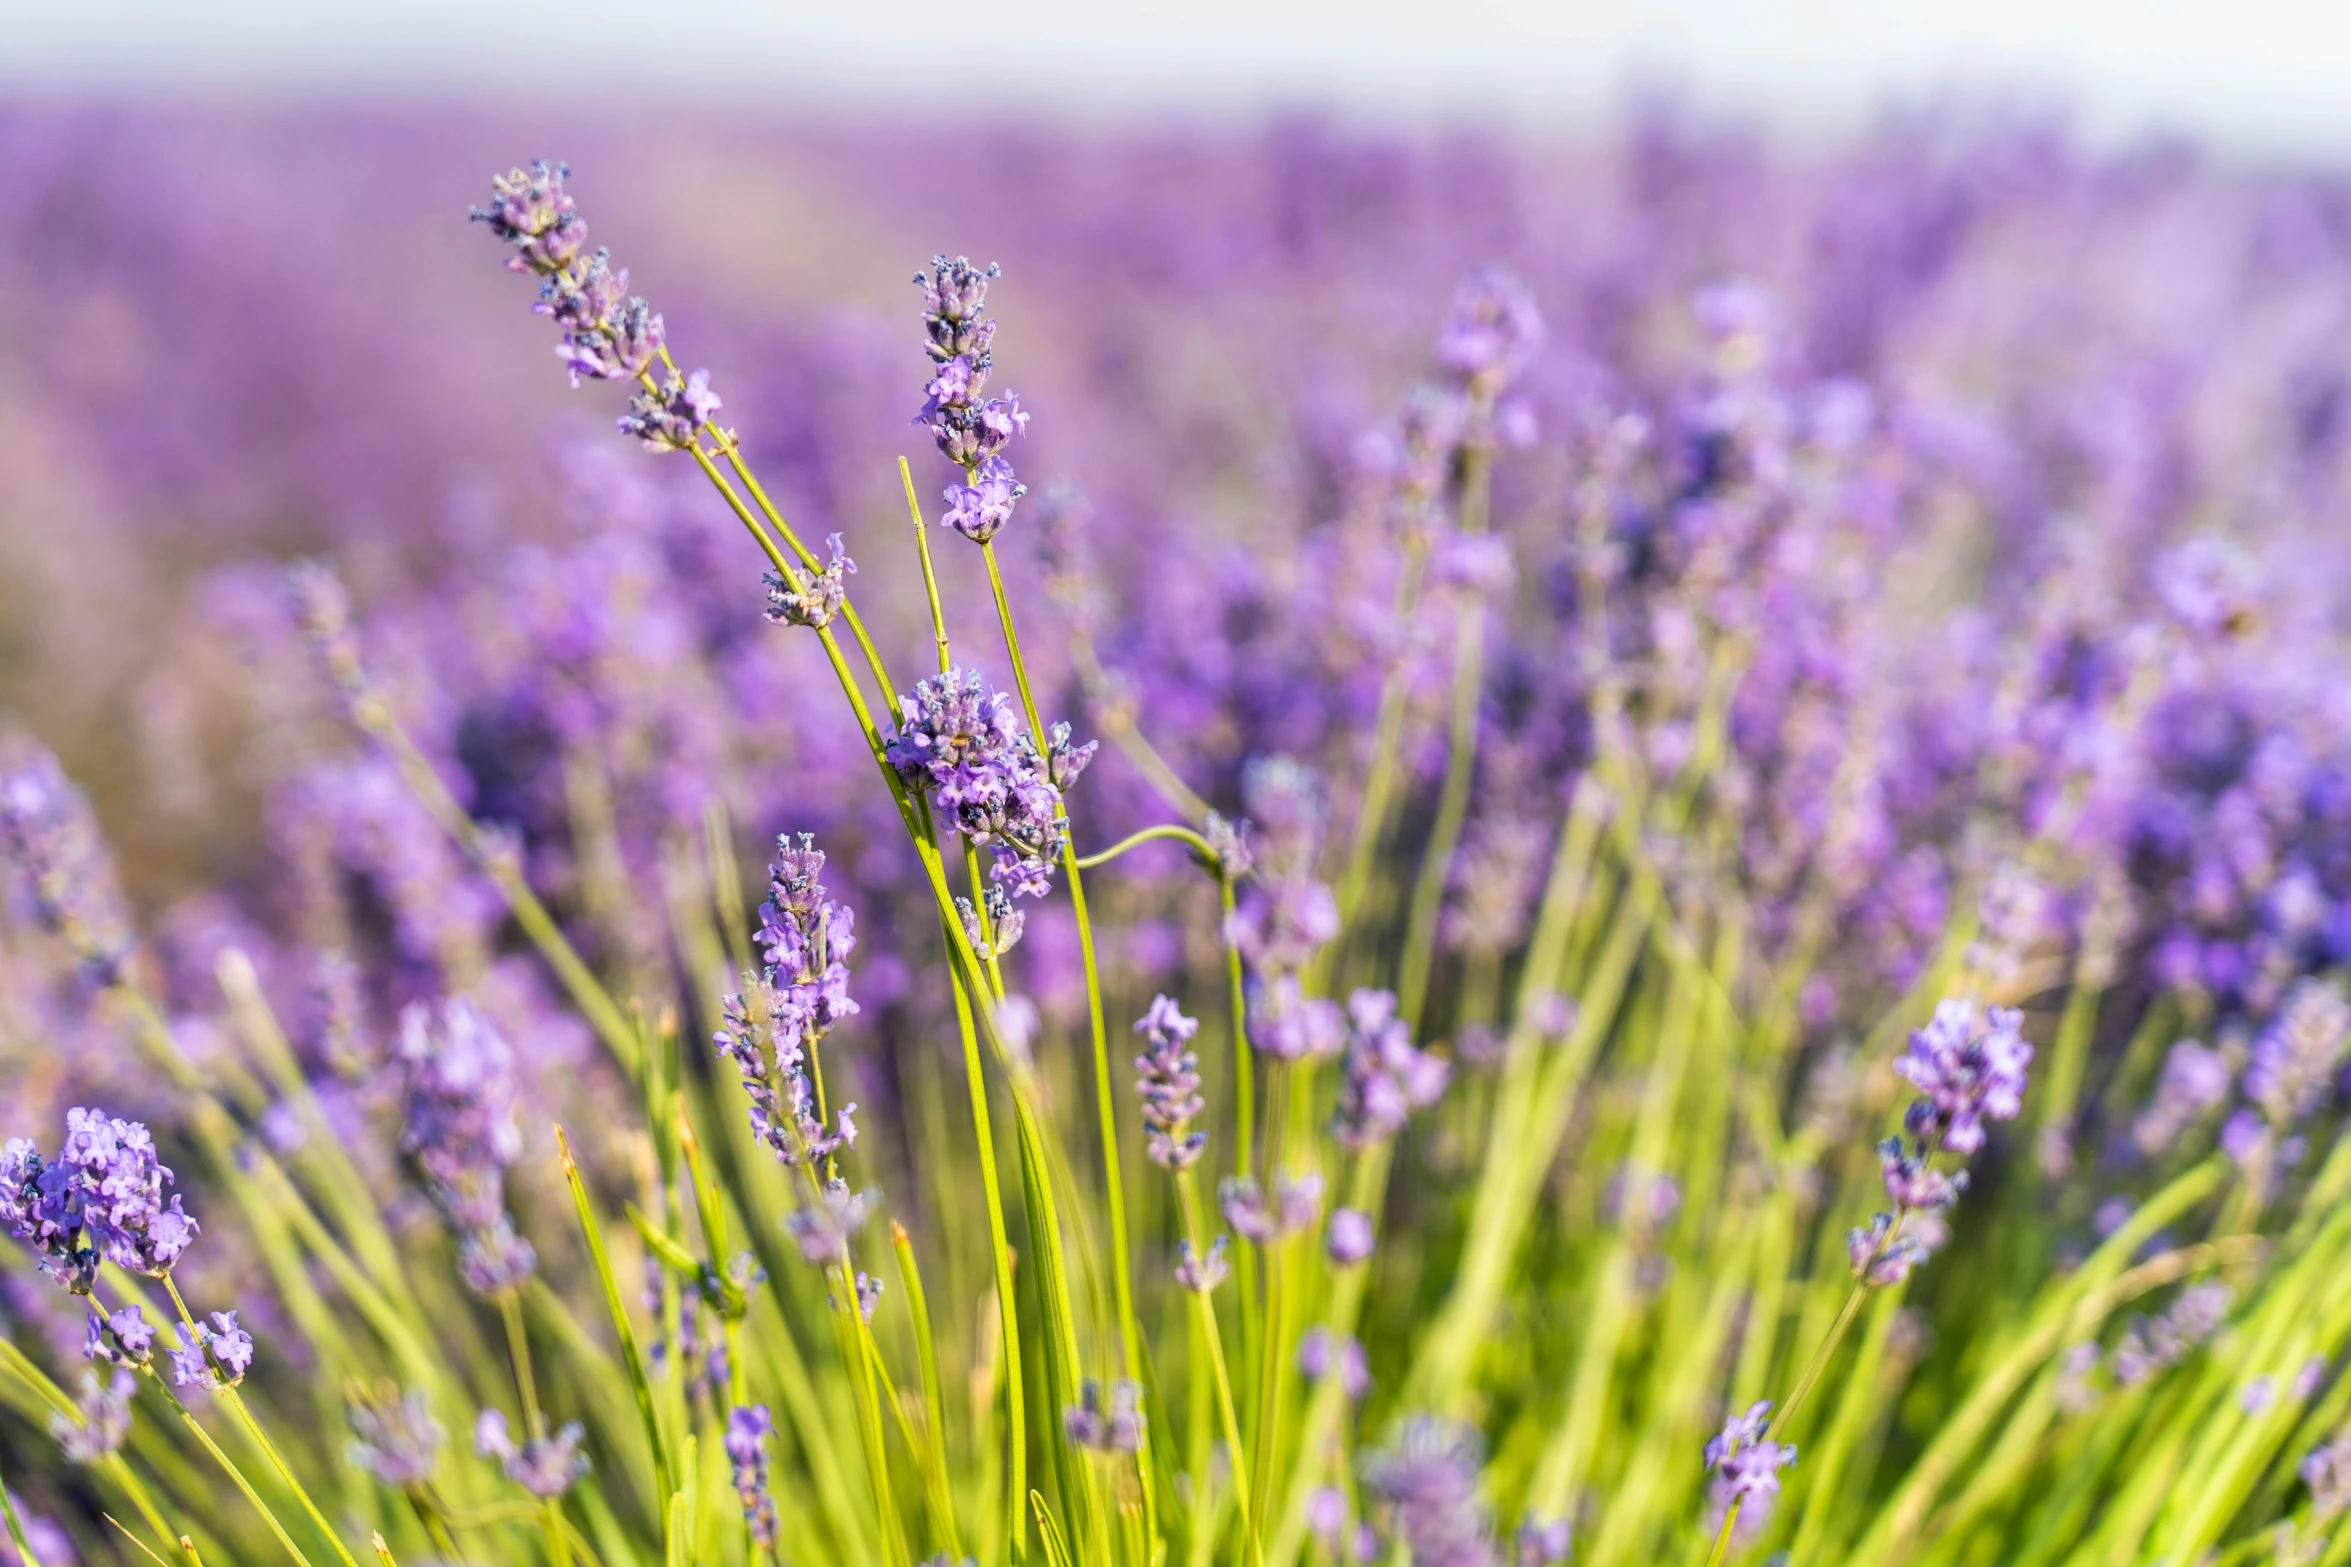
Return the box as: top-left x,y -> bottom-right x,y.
6,0 -> 2351,157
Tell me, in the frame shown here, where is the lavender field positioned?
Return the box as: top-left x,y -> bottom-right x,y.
5,102 -> 2351,1567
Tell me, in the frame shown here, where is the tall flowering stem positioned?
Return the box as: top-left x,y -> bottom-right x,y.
1705,998 -> 2032,1562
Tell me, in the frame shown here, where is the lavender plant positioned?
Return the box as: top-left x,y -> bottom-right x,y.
1,121 -> 2351,1567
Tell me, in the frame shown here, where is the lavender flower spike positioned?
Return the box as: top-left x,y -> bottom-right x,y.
348,1389 -> 445,1488
473,159 -> 713,411
726,1404 -> 779,1548
885,668 -> 1094,898
1064,1379 -> 1144,1452
394,998 -> 538,1296
1333,989 -> 1451,1151
765,534 -> 858,630
0,741 -> 137,987
1895,999 -> 2033,1156
53,1369 -> 134,1464
3,1109 -> 200,1294
1362,1417 -> 1499,1567
1705,1401 -> 1797,1536
716,833 -> 862,1168
1134,995 -> 1208,1170
914,255 -> 1031,540
475,1408 -> 589,1499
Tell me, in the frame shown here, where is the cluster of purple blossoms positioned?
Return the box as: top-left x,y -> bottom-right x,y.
54,1369 -> 134,1463
393,998 -> 538,1296
2,1110 -> 200,1294
1134,995 -> 1207,1171
784,1182 -> 873,1269
726,1404 -> 779,1548
348,1389 -> 444,1488
0,743 -> 136,987
2132,1038 -> 2233,1155
764,534 -> 857,631
1298,1328 -> 1370,1401
471,161 -> 719,452
885,668 -> 1095,899
914,256 -> 1030,542
1173,1234 -> 1228,1294
1227,758 -> 1346,1060
2243,979 -> 2349,1127
2303,1436 -> 2351,1524
714,834 -> 861,1168
85,1304 -> 155,1368
1434,268 -> 1545,404
1333,989 -> 1451,1151
1704,1401 -> 1797,1538
475,1409 -> 589,1499
1326,1207 -> 1376,1266
1220,1170 -> 1323,1243
1850,998 -> 2033,1287
168,1311 -> 255,1390
1064,1379 -> 1144,1453
1361,1417 -> 1500,1567
2111,1282 -> 2232,1385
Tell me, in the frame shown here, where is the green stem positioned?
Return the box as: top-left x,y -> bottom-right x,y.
1176,1174 -> 1262,1567
948,951 -> 1029,1558
981,539 -> 1150,1434
893,1220 -> 964,1559
1395,589 -> 1487,1033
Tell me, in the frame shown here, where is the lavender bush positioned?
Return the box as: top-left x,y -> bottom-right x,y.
4,107 -> 2351,1567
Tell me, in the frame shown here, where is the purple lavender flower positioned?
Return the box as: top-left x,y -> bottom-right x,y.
1434,268 -> 1544,399
2245,979 -> 2349,1125
764,534 -> 857,631
1704,1401 -> 1797,1534
2,1110 -> 200,1293
914,256 -> 1031,540
1895,999 -> 2033,1156
1298,1329 -> 1370,1401
395,998 -> 537,1294
957,883 -> 1026,962
784,1182 -> 872,1269
1333,989 -> 1450,1151
2304,1438 -> 2351,1522
1134,995 -> 1207,1171
1064,1379 -> 1144,1453
1877,1137 -> 1965,1211
348,1389 -> 444,1488
2132,1039 -> 2234,1155
1327,1207 -> 1376,1266
716,834 -> 862,1168
942,457 -> 1027,545
1362,1417 -> 1498,1567
1249,977 -> 1346,1063
167,1311 -> 254,1389
85,1305 -> 154,1367
1221,1171 -> 1324,1244
475,1408 -> 589,1499
52,1369 -> 133,1463
473,159 -> 714,409
618,369 -> 721,452
1847,1211 -> 1945,1288
1514,1516 -> 1572,1567
471,161 -> 585,277
0,742 -> 136,987
1174,1235 -> 1228,1294
885,668 -> 1093,898
726,1404 -> 779,1548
